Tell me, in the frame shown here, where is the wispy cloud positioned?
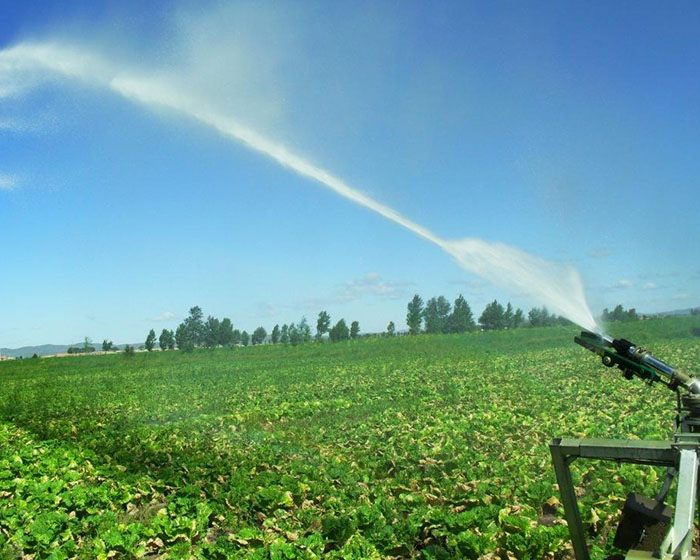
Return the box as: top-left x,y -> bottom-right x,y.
301,273 -> 414,309
257,302 -> 277,318
335,272 -> 413,303
672,292 -> 691,301
448,278 -> 487,295
587,247 -> 614,259
602,279 -> 634,292
0,173 -> 17,190
642,282 -> 658,290
153,311 -> 177,322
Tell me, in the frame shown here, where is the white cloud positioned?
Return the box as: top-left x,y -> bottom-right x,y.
154,311 -> 177,322
672,292 -> 691,301
300,273 -> 414,309
335,272 -> 413,303
0,174 -> 17,190
257,302 -> 277,318
587,248 -> 614,259
642,282 -> 658,290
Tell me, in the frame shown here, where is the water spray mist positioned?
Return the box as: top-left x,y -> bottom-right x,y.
0,42 -> 599,332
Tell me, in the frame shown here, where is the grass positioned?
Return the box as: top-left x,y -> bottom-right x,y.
0,317 -> 698,559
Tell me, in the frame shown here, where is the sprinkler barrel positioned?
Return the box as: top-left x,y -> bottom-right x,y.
574,330 -> 700,394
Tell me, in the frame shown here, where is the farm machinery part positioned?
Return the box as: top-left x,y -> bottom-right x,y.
550,331 -> 700,559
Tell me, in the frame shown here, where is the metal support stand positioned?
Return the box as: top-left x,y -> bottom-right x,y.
549,436 -> 699,560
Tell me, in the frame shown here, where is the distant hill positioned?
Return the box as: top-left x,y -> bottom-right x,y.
646,307 -> 698,317
0,342 -> 143,358
0,344 -> 69,358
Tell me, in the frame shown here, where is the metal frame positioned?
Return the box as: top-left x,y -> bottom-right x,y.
550,436 -> 699,560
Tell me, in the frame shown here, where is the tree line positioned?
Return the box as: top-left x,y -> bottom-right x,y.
405,294 -> 575,334
137,299 -> 644,353
601,304 -> 639,322
142,306 -> 364,352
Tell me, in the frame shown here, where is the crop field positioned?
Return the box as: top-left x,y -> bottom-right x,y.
1,318 -> 699,560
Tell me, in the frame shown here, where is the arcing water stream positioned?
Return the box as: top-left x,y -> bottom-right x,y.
0,42 -> 599,332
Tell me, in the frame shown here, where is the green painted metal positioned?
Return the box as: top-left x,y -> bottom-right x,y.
552,331 -> 700,560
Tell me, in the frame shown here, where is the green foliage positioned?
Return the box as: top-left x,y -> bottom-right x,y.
158,329 -> 174,351
446,294 -> 475,333
279,324 -> 289,344
350,320 -> 360,339
218,318 -> 234,346
329,319 -> 350,342
602,305 -> 640,323
317,311 -> 331,341
479,300 -> 505,330
145,329 -> 157,352
232,329 -> 242,346
424,296 -> 451,334
386,321 -> 395,336
298,317 -> 312,343
204,316 -> 220,348
271,324 -> 280,344
0,317 -> 697,559
240,330 -> 250,347
528,307 -> 569,328
177,306 -> 205,349
102,339 -> 114,352
251,326 -> 267,345
406,294 -> 424,335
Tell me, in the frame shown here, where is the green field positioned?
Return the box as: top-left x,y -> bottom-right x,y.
1,318 -> 699,559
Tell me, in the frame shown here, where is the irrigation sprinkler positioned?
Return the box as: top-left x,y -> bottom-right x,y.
550,331 -> 700,560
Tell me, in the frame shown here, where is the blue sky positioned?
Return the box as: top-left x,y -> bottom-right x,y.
1,1 -> 699,347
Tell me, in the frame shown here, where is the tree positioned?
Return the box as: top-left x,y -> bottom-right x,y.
503,303 -> 514,329
601,304 -> 639,323
280,324 -> 289,344
479,300 -> 505,330
329,319 -> 350,342
175,324 -> 186,348
528,306 -> 551,327
203,316 -> 220,348
175,324 -> 194,352
102,339 -> 113,352
298,317 -> 312,343
167,330 -> 176,349
145,329 -> 156,351
183,306 -> 205,347
218,318 -> 234,346
271,324 -> 280,344
316,311 -> 331,341
406,294 -> 424,335
124,344 -> 135,356
240,331 -> 250,346
386,321 -> 396,336
252,326 -> 267,345
424,296 -> 451,334
610,304 -> 626,322
350,321 -> 360,339
447,294 -> 475,333
232,329 -> 241,345
288,323 -> 301,346
158,329 -> 170,351
83,337 -> 95,353
512,308 -> 525,328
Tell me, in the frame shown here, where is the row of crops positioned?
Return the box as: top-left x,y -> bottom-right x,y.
1,318 -> 698,559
